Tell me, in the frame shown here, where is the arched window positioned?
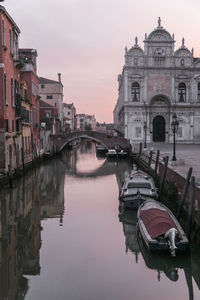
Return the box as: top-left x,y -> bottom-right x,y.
178,82 -> 186,102
181,59 -> 185,66
134,58 -> 138,65
131,82 -> 140,101
198,83 -> 200,101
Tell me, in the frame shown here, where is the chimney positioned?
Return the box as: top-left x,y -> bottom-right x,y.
58,73 -> 61,83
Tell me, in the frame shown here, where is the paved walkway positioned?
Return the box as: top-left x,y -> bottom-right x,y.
146,143 -> 200,186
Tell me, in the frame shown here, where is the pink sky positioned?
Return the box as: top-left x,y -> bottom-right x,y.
5,0 -> 200,123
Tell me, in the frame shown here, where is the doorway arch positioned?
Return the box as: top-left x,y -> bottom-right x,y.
153,116 -> 165,142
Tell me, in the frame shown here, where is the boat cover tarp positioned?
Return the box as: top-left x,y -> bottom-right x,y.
140,208 -> 181,239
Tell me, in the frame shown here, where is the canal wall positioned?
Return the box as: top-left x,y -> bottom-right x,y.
0,157 -> 45,189
134,149 -> 200,243
158,162 -> 200,208
158,161 -> 200,242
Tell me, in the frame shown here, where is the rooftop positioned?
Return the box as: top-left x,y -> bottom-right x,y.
39,77 -> 59,84
39,99 -> 57,108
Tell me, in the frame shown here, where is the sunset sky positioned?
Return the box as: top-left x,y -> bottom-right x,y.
5,0 -> 200,122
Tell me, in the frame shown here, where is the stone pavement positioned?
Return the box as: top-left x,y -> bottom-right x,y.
146,143 -> 200,186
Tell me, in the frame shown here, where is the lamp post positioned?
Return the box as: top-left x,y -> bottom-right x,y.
171,112 -> 179,161
143,101 -> 147,149
143,121 -> 147,149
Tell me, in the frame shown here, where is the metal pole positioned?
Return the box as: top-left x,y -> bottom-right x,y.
144,128 -> 147,148
144,121 -> 147,149
172,127 -> 176,161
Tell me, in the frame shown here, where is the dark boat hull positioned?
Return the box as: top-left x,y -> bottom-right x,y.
137,200 -> 189,255
120,195 -> 153,209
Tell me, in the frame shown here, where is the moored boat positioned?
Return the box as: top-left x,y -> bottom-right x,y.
117,149 -> 128,158
96,144 -> 107,154
137,199 -> 189,256
106,148 -> 129,159
106,149 -> 118,158
119,170 -> 158,209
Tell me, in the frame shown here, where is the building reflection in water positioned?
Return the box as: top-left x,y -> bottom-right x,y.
0,158 -> 65,299
40,160 -> 65,226
1,140 -> 200,300
119,210 -> 140,263
0,170 -> 41,300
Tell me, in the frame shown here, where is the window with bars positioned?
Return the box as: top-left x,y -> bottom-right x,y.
2,20 -> 5,47
16,120 -> 20,132
4,73 -> 7,105
178,82 -> 186,102
12,120 -> 15,132
131,82 -> 140,101
9,29 -> 13,55
11,78 -> 14,107
5,119 -> 9,132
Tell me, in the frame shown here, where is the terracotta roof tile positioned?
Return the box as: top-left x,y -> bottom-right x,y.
39,99 -> 56,108
39,77 -> 59,84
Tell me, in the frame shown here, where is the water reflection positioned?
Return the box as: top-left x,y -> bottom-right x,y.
119,210 -> 140,262
40,161 -> 65,225
63,142 -> 132,183
0,158 -> 65,299
0,172 -> 41,299
0,141 -> 200,300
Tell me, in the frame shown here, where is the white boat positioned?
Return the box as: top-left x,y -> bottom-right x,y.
106,149 -> 128,159
106,149 -> 117,158
117,149 -> 128,158
119,170 -> 158,209
137,199 -> 189,256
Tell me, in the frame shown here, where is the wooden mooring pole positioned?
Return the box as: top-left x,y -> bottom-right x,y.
159,156 -> 169,202
154,149 -> 160,181
138,142 -> 142,158
177,167 -> 193,221
148,151 -> 153,167
186,176 -> 195,240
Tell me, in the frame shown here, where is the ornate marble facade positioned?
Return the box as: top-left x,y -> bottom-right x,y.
113,18 -> 200,145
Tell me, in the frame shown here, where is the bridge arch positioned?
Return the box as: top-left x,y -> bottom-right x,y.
51,131 -> 130,153
59,135 -> 108,151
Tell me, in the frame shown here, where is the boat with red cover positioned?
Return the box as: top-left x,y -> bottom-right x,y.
137,200 -> 189,256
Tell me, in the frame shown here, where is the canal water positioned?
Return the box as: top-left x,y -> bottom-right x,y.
0,141 -> 200,300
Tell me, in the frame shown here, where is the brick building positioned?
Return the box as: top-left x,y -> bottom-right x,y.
0,5 -> 23,172
39,99 -> 60,134
20,80 -> 32,164
19,48 -> 40,158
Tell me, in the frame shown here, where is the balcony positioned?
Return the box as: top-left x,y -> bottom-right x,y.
14,53 -> 25,69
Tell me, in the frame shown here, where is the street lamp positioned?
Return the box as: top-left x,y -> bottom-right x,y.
143,121 -> 147,149
171,112 -> 179,161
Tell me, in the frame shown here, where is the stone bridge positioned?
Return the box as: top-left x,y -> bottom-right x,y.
51,131 -> 131,152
